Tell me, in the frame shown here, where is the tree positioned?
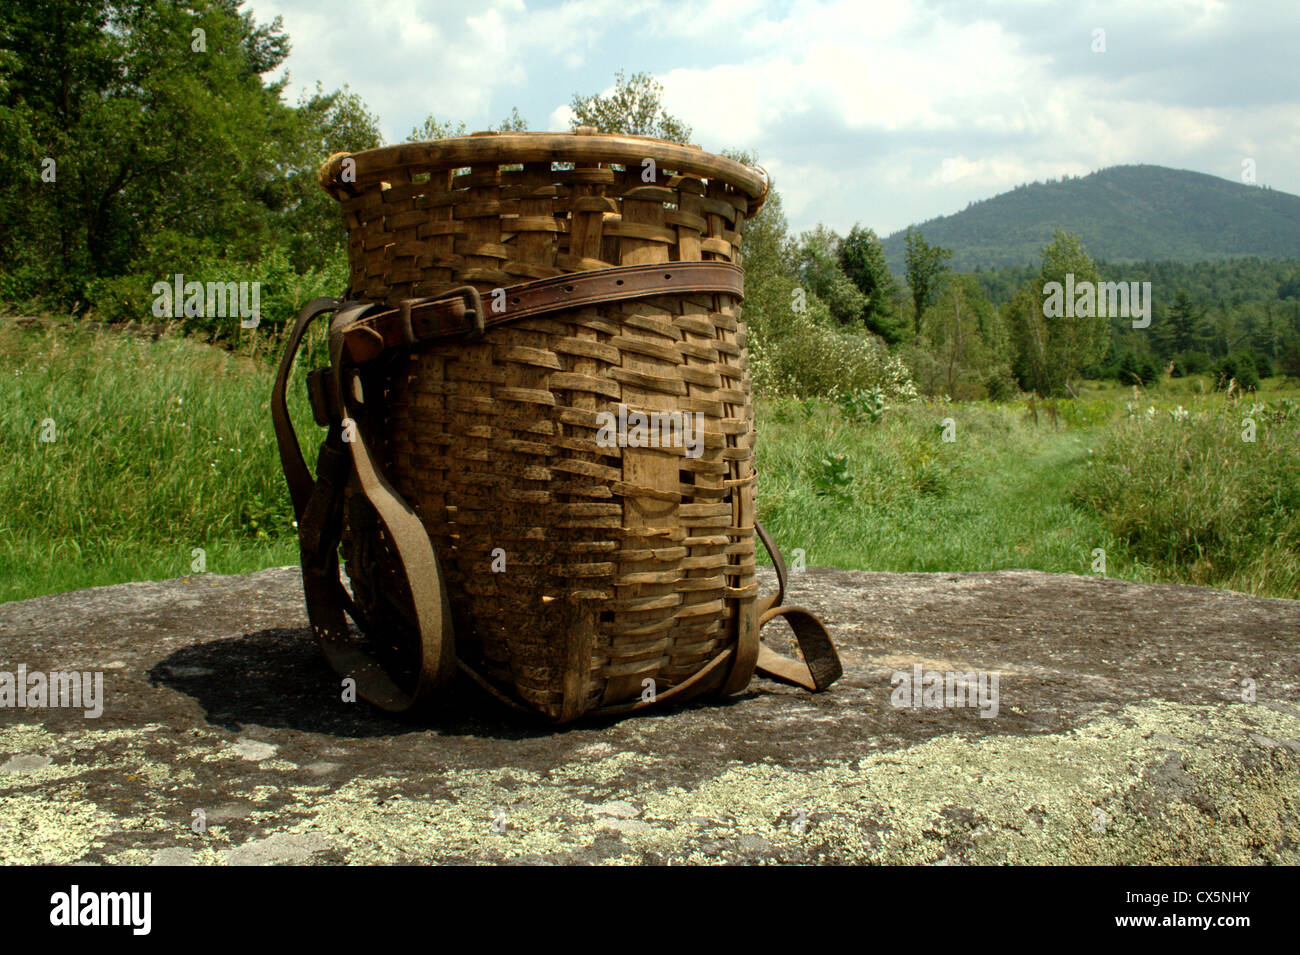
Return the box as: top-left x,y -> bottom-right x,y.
1114,350 -> 1159,387
795,226 -> 866,327
916,273 -> 1005,397
1216,352 -> 1260,392
716,149 -> 800,358
407,107 -> 527,142
495,107 -> 529,133
1006,283 -> 1051,395
1280,340 -> 1300,381
1032,230 -> 1107,395
839,224 -> 904,344
903,229 -> 952,338
408,116 -> 466,141
939,275 -> 997,351
723,149 -> 796,278
1154,289 -> 1204,359
280,84 -> 384,272
0,0 -> 347,310
568,70 -> 691,142
1280,272 -> 1300,300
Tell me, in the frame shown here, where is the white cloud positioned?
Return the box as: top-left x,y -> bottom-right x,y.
254,0 -> 1299,235
260,0 -> 656,138
549,103 -> 576,131
642,0 -> 1299,232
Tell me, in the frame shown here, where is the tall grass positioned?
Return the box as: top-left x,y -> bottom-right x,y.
0,323 -> 321,602
1069,399 -> 1300,596
2,323 -> 1298,603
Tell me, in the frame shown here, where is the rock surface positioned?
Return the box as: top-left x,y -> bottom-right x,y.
1,566 -> 1298,865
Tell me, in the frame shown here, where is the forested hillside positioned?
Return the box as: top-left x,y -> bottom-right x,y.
881,165 -> 1300,271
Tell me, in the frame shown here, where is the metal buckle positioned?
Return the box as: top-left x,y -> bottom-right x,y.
448,285 -> 486,338
398,286 -> 486,344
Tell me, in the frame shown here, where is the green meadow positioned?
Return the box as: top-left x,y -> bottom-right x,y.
3,322 -> 1297,605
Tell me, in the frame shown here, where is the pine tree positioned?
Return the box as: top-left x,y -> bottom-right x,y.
839,224 -> 904,343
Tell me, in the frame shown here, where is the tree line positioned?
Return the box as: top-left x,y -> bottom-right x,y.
3,1 -> 1296,399
748,213 -> 1300,397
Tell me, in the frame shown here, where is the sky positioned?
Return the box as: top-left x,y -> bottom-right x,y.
253,0 -> 1300,238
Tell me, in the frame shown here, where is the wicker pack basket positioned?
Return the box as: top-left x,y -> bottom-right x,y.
271,129 -> 841,721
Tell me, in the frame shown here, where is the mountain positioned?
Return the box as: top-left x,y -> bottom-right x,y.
881,164 -> 1300,273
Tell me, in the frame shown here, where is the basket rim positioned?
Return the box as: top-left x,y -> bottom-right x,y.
318,130 -> 769,212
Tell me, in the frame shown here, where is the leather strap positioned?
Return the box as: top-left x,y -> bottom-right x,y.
272,297 -> 457,714
327,310 -> 458,709
343,261 -> 745,363
272,296 -> 340,518
756,606 -> 843,690
756,518 -> 787,616
721,520 -> 843,694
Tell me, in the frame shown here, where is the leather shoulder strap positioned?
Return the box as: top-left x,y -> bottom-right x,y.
722,520 -> 843,694
272,297 -> 457,713
272,296 -> 340,519
326,311 -> 458,708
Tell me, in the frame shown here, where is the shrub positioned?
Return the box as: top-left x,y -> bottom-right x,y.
983,367 -> 1018,401
86,241 -> 349,342
837,387 -> 888,423
747,283 -> 918,401
1215,352 -> 1260,392
1140,353 -> 1162,386
813,452 -> 853,502
1170,352 -> 1216,379
1281,341 -> 1300,381
0,264 -> 53,314
1114,350 -> 1161,387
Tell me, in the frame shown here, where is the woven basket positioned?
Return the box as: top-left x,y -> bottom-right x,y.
271,130 -> 840,721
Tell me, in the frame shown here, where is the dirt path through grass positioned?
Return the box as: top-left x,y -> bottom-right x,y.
760,422 -> 1111,577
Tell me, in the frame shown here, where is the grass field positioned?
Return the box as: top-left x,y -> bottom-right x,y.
3,322 -> 1298,604
757,386 -> 1300,596
0,323 -> 315,603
